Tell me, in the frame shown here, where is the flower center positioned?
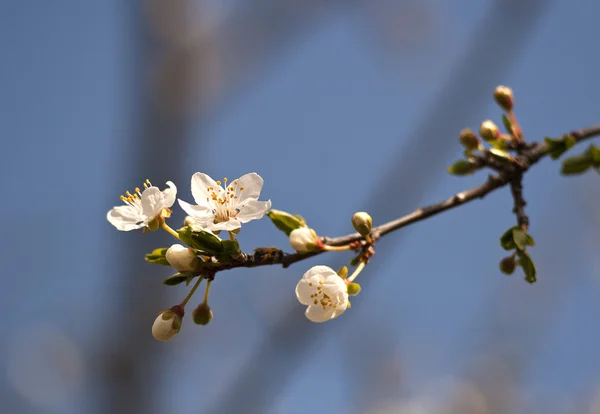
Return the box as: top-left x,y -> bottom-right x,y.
307,280 -> 343,310
206,178 -> 245,223
119,179 -> 152,210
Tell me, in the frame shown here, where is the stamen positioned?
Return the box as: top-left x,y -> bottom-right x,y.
216,181 -> 221,186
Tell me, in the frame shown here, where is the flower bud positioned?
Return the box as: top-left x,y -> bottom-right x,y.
459,129 -> 480,150
289,227 -> 320,253
347,282 -> 361,296
499,256 -> 516,275
192,303 -> 213,325
152,306 -> 184,341
351,212 -> 372,236
479,120 -> 500,141
337,266 -> 348,279
166,244 -> 199,272
493,85 -> 514,111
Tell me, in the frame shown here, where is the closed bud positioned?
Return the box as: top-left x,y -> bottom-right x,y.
479,120 -> 500,141
493,85 -> 514,111
351,212 -> 372,236
337,266 -> 348,279
289,227 -> 321,253
192,303 -> 213,325
347,282 -> 361,296
499,256 -> 516,275
166,244 -> 199,272
152,306 -> 184,341
459,129 -> 480,150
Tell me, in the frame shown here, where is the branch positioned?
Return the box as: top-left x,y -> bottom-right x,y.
194,124 -> 600,274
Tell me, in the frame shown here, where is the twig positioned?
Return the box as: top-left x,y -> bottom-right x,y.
191,124 -> 600,275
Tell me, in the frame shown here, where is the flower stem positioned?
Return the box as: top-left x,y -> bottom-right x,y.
180,277 -> 203,308
323,244 -> 352,252
202,280 -> 212,304
228,231 -> 237,241
161,220 -> 181,240
347,261 -> 366,283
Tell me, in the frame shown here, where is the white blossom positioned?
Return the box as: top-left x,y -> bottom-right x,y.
152,309 -> 182,341
178,172 -> 271,232
107,180 -> 176,231
289,227 -> 320,253
295,265 -> 349,323
165,244 -> 199,272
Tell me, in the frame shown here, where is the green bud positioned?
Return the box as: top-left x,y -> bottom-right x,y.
493,85 -> 514,111
147,217 -> 160,232
479,120 -> 500,141
347,282 -> 361,296
337,266 -> 348,279
459,129 -> 480,150
499,256 -> 516,275
351,212 -> 372,236
192,303 -> 213,325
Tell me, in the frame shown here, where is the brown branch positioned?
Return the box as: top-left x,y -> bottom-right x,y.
191,124 -> 600,275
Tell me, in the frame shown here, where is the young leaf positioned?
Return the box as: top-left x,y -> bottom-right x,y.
545,135 -> 576,160
502,114 -> 514,135
145,247 -> 170,266
178,226 -> 223,255
447,160 -> 477,176
500,226 -> 519,250
517,250 -> 537,284
266,209 -> 305,235
220,239 -> 242,261
488,148 -> 512,162
561,154 -> 592,175
511,228 -> 528,251
163,272 -> 197,286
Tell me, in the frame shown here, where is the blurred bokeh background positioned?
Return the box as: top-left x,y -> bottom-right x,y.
1,0 -> 599,413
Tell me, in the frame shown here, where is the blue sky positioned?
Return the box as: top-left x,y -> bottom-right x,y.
1,1 -> 599,413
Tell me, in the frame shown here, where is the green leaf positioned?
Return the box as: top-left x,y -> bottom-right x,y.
219,239 -> 242,261
517,250 -> 537,284
487,139 -> 508,150
525,233 -> 535,247
561,154 -> 592,175
589,145 -> 600,166
512,228 -> 528,250
163,272 -> 197,286
145,247 -> 170,266
502,114 -> 513,135
447,160 -> 477,176
177,226 -> 223,255
266,209 -> 305,235
500,226 -> 519,250
293,214 -> 307,227
545,135 -> 576,160
487,148 -> 512,162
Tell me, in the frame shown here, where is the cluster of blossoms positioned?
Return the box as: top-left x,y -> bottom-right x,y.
107,172 -> 372,341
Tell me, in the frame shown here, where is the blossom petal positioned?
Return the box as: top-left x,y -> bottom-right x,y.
295,275 -> 321,305
178,199 -> 213,222
162,181 -> 177,208
140,187 -> 165,218
305,305 -> 337,323
302,265 -> 337,281
330,303 -> 348,320
234,172 -> 264,203
191,173 -> 222,206
236,199 -> 272,223
206,218 -> 242,232
107,206 -> 145,231
323,274 -> 348,293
